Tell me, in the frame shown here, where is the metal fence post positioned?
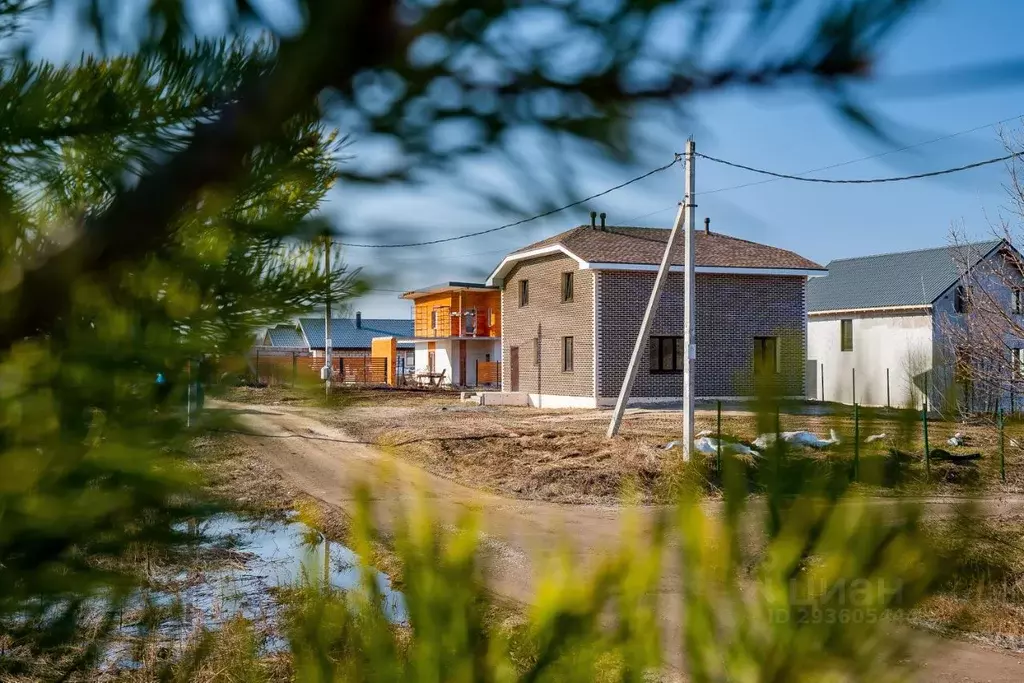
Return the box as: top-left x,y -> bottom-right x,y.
292,351 -> 297,386
923,399 -> 930,477
1000,406 -> 1006,483
886,368 -> 890,409
716,399 -> 722,474
854,402 -> 860,481
820,363 -> 825,402
852,367 -> 856,406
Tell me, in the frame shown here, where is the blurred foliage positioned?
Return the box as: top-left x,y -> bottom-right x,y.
0,37 -> 362,677
0,0 -> 973,679
124,478 -> 940,682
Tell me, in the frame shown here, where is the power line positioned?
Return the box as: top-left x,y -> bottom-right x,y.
620,112 -> 1024,222
336,156 -> 681,248
695,150 -> 1021,184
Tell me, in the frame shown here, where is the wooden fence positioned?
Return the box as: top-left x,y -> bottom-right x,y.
476,360 -> 501,388
250,348 -> 391,386
250,348 -> 313,386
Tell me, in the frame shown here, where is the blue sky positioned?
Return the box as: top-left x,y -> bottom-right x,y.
28,0 -> 1024,320
332,0 -> 1024,318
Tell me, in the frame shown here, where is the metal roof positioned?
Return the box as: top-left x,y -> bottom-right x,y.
265,325 -> 306,347
399,281 -> 497,299
806,239 -> 1003,312
298,318 -> 415,349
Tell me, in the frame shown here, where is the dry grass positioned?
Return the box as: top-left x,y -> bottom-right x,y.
220,383 -> 463,409
322,401 -> 1024,505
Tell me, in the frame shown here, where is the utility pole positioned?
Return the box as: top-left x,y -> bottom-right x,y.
607,142 -> 692,452
682,138 -> 696,461
324,233 -> 332,399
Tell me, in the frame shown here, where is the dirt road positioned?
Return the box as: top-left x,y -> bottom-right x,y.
220,401 -> 1024,682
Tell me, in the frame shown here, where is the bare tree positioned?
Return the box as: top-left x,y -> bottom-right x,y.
944,128 -> 1024,415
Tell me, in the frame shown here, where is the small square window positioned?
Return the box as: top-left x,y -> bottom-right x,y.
562,336 -> 573,372
840,319 -> 853,352
649,336 -> 683,373
562,272 -> 574,303
519,280 -> 529,307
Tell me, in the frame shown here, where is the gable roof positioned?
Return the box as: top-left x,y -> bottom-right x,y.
299,318 -> 415,349
806,239 -> 1004,313
488,225 -> 824,284
265,324 -> 306,347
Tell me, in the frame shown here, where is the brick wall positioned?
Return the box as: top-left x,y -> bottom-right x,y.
597,272 -> 807,398
500,254 -> 594,397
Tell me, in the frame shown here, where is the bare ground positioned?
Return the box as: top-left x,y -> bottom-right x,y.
317,398 -> 1024,505
214,398 -> 1024,682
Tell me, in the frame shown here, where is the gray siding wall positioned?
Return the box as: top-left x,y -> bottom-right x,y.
500,254 -> 595,397
596,272 -> 807,398
931,248 -> 1024,412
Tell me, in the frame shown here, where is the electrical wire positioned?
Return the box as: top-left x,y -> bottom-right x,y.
620,112 -> 1024,220
694,150 -> 1021,184
336,156 -> 681,248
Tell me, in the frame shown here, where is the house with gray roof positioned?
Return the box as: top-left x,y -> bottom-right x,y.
258,313 -> 415,373
807,239 -> 1023,411
262,324 -> 307,348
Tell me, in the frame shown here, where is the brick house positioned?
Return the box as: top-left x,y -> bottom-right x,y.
486,223 -> 825,408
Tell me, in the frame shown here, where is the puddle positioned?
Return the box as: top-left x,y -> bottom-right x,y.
103,513 -> 405,669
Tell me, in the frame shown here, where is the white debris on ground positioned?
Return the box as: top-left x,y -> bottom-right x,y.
664,437 -> 756,456
864,433 -> 888,443
753,429 -> 841,450
947,432 -> 965,447
693,437 -> 756,456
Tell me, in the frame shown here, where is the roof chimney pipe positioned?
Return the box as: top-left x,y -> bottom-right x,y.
704,217 -> 710,235
600,212 -> 606,230
590,211 -> 597,228
355,311 -> 362,328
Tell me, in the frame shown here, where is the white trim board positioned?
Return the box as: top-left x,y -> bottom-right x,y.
486,245 -> 588,285
808,304 -> 933,316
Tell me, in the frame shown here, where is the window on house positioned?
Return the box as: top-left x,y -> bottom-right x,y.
649,336 -> 683,373
519,280 -> 529,306
562,336 -> 574,372
430,309 -> 438,331
753,336 -> 780,375
954,285 -> 967,314
1014,348 -> 1024,378
1014,288 -> 1024,314
840,319 -> 853,352
562,272 -> 574,302
534,337 -> 540,366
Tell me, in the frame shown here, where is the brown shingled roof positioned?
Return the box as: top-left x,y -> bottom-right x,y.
512,225 -> 824,270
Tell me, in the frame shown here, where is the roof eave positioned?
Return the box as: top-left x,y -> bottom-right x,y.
808,304 -> 934,316
486,244 -> 588,286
